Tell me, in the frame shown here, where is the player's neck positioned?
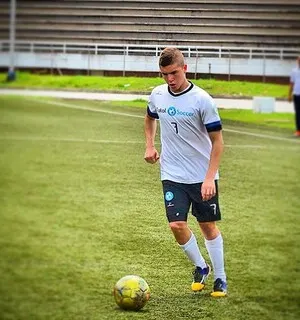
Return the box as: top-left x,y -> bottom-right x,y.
170,80 -> 191,94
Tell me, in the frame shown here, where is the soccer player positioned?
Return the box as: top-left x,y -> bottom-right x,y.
288,56 -> 300,137
144,47 -> 227,297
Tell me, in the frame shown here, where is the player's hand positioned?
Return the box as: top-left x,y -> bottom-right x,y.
144,147 -> 160,164
288,95 -> 292,103
201,179 -> 216,201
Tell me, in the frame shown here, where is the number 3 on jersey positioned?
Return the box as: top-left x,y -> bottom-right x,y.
171,122 -> 178,134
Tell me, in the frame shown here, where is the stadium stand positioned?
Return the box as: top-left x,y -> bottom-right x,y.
0,0 -> 300,48
0,0 -> 299,81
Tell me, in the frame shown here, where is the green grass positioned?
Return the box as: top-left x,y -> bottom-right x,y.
0,72 -> 289,98
218,109 -> 294,131
102,99 -> 295,131
0,95 -> 299,320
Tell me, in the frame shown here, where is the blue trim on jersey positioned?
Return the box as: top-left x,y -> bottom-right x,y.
205,121 -> 222,132
147,106 -> 159,119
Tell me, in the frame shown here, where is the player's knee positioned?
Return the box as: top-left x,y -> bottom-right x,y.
169,221 -> 187,233
199,222 -> 219,240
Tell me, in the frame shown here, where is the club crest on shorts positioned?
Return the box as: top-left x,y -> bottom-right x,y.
165,191 -> 174,201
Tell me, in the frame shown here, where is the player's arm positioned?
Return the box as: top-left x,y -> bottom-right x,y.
144,114 -> 160,164
288,71 -> 295,103
288,82 -> 294,102
202,130 -> 224,201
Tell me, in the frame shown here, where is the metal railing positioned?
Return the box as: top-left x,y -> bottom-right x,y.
0,40 -> 299,59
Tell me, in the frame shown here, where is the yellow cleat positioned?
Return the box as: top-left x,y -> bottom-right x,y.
211,278 -> 227,297
191,282 -> 205,292
191,265 -> 211,292
211,291 -> 227,297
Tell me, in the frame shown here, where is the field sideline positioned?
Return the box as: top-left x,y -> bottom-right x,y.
0,72 -> 289,99
0,95 -> 299,320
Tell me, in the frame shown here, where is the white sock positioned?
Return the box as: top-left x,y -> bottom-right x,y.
205,234 -> 226,282
179,232 -> 207,269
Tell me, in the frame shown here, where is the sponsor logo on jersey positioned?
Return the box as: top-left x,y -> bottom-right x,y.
156,107 -> 166,113
167,106 -> 194,117
167,106 -> 177,116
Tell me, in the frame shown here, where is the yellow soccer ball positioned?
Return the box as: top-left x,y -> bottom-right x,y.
113,275 -> 150,311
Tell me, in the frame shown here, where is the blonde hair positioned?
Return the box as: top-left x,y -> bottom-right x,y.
159,47 -> 185,67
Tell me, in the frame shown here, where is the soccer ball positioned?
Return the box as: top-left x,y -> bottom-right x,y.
113,275 -> 150,311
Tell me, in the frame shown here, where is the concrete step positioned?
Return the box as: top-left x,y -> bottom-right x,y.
6,16 -> 300,27
8,22 -> 300,36
2,6 -> 300,18
11,29 -> 300,45
59,0 -> 300,4
16,1 -> 300,10
7,33 -> 300,48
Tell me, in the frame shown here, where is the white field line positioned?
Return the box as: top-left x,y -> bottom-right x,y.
25,98 -> 300,144
35,99 -> 143,118
2,136 -> 300,151
0,136 -> 143,144
223,128 -> 299,143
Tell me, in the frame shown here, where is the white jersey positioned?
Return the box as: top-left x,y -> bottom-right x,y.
147,82 -> 222,184
290,67 -> 300,95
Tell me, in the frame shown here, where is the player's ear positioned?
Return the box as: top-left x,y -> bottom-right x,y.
183,64 -> 187,72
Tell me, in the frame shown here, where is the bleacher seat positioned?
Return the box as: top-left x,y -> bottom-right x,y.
0,0 -> 300,48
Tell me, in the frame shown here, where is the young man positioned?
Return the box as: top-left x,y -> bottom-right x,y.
288,56 -> 300,137
144,47 -> 227,297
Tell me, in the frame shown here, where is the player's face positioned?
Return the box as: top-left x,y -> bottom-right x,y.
160,63 -> 188,93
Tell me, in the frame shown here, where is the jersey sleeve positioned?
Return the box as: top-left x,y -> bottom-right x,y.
147,91 -> 159,119
200,96 -> 222,132
290,69 -> 295,84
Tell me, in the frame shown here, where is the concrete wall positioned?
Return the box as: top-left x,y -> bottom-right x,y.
0,51 -> 295,78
